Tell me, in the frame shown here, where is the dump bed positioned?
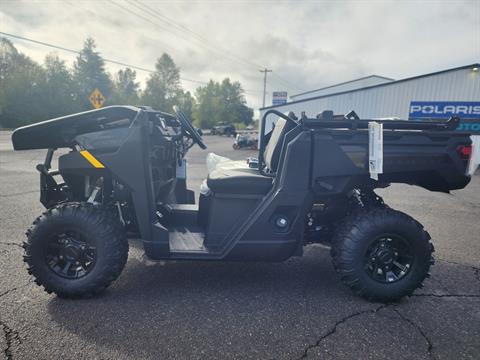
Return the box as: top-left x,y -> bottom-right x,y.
311,128 -> 471,193
261,110 -> 473,194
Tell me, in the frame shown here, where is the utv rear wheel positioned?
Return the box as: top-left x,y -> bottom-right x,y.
331,207 -> 434,302
23,203 -> 128,298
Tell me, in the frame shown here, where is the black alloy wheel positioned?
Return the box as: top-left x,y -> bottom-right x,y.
364,234 -> 414,283
45,230 -> 96,279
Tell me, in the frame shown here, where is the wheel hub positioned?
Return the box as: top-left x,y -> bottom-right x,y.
364,235 -> 414,283
374,248 -> 394,267
45,231 -> 96,279
62,244 -> 82,261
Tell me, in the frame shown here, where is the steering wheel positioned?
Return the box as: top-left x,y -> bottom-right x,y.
173,106 -> 207,150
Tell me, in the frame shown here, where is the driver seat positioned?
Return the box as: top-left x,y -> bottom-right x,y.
207,118 -> 295,195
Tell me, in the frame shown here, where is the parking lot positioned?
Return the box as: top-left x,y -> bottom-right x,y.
1,131 -> 479,359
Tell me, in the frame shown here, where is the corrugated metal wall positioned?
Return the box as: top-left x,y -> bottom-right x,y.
260,68 -> 480,124
290,76 -> 394,101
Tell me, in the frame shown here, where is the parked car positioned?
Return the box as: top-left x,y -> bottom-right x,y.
211,122 -> 236,136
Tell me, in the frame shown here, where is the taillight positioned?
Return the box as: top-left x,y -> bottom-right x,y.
456,145 -> 472,160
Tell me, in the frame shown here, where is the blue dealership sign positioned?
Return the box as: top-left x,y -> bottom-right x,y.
409,101 -> 480,133
272,91 -> 287,106
409,101 -> 480,119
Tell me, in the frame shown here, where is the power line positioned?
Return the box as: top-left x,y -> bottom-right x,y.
111,0 -> 260,75
103,0 -> 267,94
0,31 -> 206,84
113,0 -> 303,93
131,0 -> 263,70
0,31 -> 264,94
270,73 -> 305,93
133,0 -> 304,92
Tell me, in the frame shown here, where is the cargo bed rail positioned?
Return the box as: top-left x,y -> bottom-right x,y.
259,109 -> 463,177
300,110 -> 460,131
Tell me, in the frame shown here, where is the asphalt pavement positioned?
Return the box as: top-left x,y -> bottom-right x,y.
0,131 -> 479,359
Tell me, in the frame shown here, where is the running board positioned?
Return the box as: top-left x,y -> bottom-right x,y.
169,227 -> 207,253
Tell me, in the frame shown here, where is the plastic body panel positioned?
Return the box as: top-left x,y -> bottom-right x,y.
203,194 -> 261,248
310,129 -> 471,194
93,114 -> 170,256
11,106 -> 139,150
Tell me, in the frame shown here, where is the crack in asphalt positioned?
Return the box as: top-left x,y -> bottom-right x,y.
0,281 -> 32,299
295,304 -> 388,359
296,302 -> 445,360
392,307 -> 435,359
437,259 -> 480,283
0,280 -> 32,359
0,320 -> 20,360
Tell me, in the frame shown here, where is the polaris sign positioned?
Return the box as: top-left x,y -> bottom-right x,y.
409,101 -> 480,119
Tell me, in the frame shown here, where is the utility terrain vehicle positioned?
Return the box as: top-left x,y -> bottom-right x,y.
233,133 -> 258,150
12,106 -> 474,301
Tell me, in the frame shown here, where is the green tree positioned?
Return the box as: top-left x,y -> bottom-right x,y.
175,90 -> 195,119
43,54 -> 79,117
193,78 -> 253,129
142,53 -> 181,111
0,38 -> 47,128
193,80 -> 221,129
72,37 -> 112,110
219,78 -> 253,125
110,68 -> 140,105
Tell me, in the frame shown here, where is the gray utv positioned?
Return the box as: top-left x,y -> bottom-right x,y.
11,106 -> 474,301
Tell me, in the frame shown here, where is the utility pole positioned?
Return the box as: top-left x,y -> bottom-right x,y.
259,68 -> 272,108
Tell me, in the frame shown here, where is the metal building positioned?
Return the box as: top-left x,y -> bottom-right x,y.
290,75 -> 395,101
260,63 -> 480,132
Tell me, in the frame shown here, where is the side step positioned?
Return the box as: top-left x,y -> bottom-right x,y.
169,227 -> 206,252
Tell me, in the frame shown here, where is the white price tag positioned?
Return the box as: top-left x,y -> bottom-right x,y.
368,122 -> 383,180
468,135 -> 480,176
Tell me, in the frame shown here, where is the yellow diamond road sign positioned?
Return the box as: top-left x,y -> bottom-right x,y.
89,88 -> 106,109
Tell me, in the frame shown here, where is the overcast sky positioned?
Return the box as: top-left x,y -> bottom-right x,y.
1,0 -> 479,111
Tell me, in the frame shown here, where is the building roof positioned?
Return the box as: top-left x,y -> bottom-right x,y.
260,63 -> 480,110
290,75 -> 395,99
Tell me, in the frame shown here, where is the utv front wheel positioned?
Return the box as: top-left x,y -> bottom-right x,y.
23,203 -> 128,298
331,207 -> 434,302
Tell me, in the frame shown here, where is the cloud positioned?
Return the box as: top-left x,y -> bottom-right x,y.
1,0 -> 478,111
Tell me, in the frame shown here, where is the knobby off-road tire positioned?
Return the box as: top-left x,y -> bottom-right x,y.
23,202 -> 129,298
331,207 -> 434,302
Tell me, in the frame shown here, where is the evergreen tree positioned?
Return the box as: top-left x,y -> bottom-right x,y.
0,38 -> 47,127
72,38 -> 112,109
175,90 -> 195,120
110,68 -> 140,105
43,54 -> 79,117
142,53 -> 181,111
0,37 -> 253,129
